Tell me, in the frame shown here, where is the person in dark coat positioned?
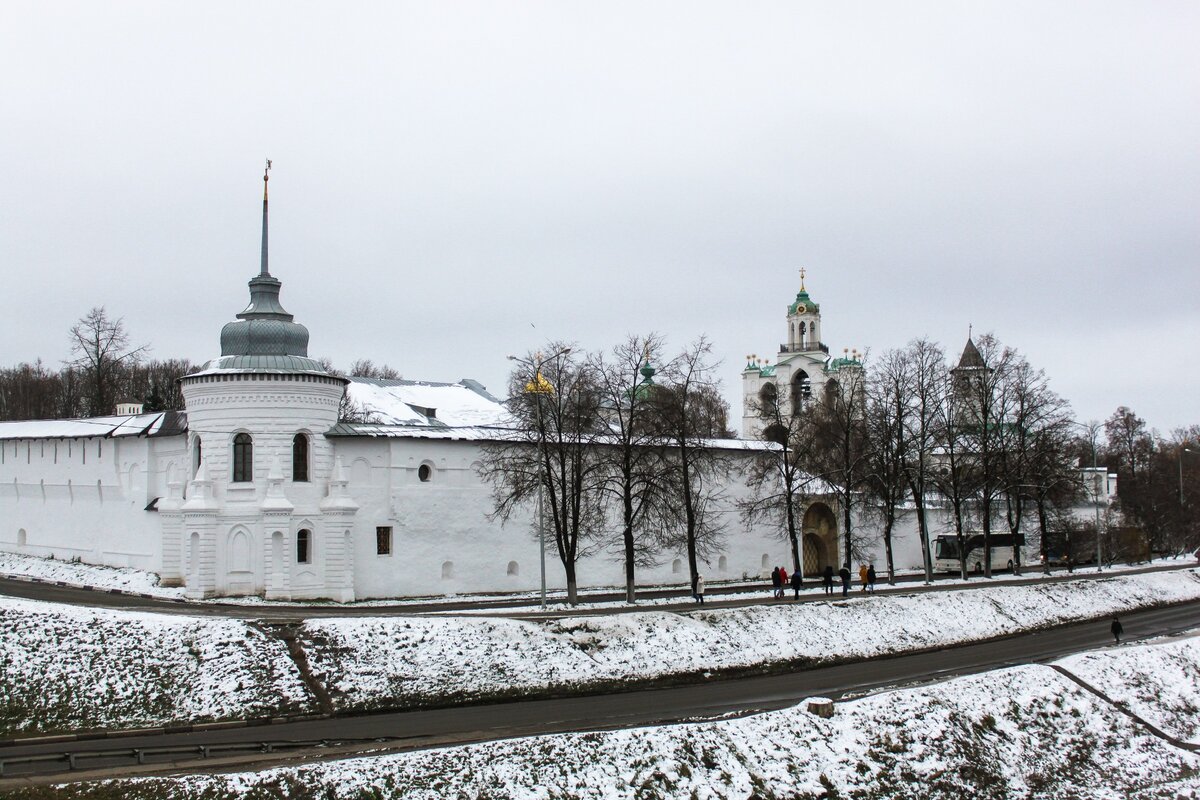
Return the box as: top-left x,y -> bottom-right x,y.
866,564 -> 877,594
790,569 -> 802,600
822,565 -> 834,595
771,566 -> 782,598
838,564 -> 851,597
1111,616 -> 1124,644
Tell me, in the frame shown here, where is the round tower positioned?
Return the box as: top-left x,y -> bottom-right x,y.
171,164 -> 353,601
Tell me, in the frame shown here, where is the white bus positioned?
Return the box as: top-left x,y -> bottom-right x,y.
933,533 -> 1032,574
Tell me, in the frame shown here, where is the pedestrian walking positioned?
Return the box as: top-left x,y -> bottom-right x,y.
1111,616 -> 1123,644
771,566 -> 782,598
780,566 -> 789,594
867,564 -> 877,594
859,563 -> 868,592
822,565 -> 834,595
790,569 -> 802,600
694,574 -> 706,605
838,564 -> 851,598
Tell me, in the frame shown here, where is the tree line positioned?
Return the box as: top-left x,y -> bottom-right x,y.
0,308 -> 402,422
484,332 -> 1199,604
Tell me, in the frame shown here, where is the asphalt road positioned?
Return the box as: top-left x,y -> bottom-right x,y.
0,561 -> 1190,620
1,599 -> 1196,785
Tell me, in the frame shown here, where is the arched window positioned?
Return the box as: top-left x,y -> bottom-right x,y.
761,553 -> 770,569
418,464 -> 432,482
193,438 -> 202,477
292,434 -> 309,482
758,383 -> 778,417
17,529 -> 27,548
507,560 -> 520,576
718,555 -> 728,572
441,560 -> 454,580
791,371 -> 812,406
672,558 -> 683,574
296,529 -> 312,564
232,433 -> 253,483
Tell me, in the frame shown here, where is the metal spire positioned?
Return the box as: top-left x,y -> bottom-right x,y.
260,159 -> 272,276
799,266 -> 806,291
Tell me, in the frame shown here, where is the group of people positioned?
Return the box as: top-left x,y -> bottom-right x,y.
816,563 -> 878,597
769,566 -> 803,599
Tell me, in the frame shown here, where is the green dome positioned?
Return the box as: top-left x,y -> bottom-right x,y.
788,289 -> 820,315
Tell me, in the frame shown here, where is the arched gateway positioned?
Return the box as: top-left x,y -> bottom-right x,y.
801,502 -> 839,577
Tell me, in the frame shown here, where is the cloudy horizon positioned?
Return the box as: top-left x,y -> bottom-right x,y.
2,2 -> 1196,433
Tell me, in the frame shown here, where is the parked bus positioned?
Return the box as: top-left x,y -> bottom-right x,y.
933,533 -> 1031,574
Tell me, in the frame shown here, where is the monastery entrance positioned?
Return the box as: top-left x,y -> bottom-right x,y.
801,502 -> 838,577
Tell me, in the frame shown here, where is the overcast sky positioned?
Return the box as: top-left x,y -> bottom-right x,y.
2,2 -> 1196,433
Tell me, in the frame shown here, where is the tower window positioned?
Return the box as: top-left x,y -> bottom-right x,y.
232,433 -> 253,483
418,464 -> 432,482
292,433 -> 309,482
193,437 -> 203,477
376,526 -> 392,555
297,529 -> 312,564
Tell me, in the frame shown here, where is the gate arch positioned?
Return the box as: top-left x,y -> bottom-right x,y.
801,502 -> 838,577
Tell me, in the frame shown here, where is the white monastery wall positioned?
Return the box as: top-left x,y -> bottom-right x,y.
0,434 -> 185,571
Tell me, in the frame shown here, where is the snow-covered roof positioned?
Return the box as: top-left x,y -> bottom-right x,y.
0,411 -> 187,441
344,377 -> 508,428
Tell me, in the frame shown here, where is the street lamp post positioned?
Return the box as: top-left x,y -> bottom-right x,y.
507,348 -> 571,609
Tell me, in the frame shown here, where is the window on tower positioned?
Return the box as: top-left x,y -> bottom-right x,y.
292,433 -> 309,482
232,433 -> 253,482
791,372 -> 812,406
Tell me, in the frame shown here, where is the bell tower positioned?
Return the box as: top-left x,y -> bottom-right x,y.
785,268 -> 823,354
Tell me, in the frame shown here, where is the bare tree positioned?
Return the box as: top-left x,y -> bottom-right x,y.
806,357 -> 872,569
900,338 -> 947,583
479,344 -> 608,604
863,348 -> 913,584
649,337 -> 732,594
590,334 -> 673,603
66,307 -> 148,416
740,376 -> 818,579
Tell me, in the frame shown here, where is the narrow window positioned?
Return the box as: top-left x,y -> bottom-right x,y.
232,433 -> 253,482
672,558 -> 683,574
441,561 -> 454,580
719,555 -> 728,572
292,433 -> 309,482
376,526 -> 392,555
507,560 -> 519,576
297,529 -> 312,564
418,464 -> 432,482
761,553 -> 770,569
193,437 -> 203,476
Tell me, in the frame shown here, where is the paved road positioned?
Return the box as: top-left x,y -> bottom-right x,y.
1,599 -> 1196,785
0,562 -> 1189,620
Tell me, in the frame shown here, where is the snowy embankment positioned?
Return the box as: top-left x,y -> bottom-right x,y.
0,552 -> 185,599
39,636 -> 1200,800
0,598 -> 312,736
302,570 -> 1200,712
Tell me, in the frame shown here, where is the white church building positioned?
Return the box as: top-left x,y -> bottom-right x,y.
0,178 -> 917,601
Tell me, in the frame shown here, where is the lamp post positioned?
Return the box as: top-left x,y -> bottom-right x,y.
507,348 -> 571,609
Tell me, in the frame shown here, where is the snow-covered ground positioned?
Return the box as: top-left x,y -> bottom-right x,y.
301,570 -> 1200,711
0,552 -> 186,599
40,636 -> 1200,799
0,597 -> 312,736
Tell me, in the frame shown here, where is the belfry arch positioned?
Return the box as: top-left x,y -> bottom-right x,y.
801,502 -> 839,577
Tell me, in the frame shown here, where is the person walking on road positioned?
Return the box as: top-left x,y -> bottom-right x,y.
859,563 -> 869,592
694,574 -> 706,605
1111,616 -> 1123,644
822,565 -> 834,595
771,566 -> 782,599
790,569 -> 802,600
838,564 -> 851,597
780,566 -> 789,595
867,564 -> 877,594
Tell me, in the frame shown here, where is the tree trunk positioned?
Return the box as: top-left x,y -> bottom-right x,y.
1035,496 -> 1051,575
623,491 -> 636,604
913,491 -> 933,583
